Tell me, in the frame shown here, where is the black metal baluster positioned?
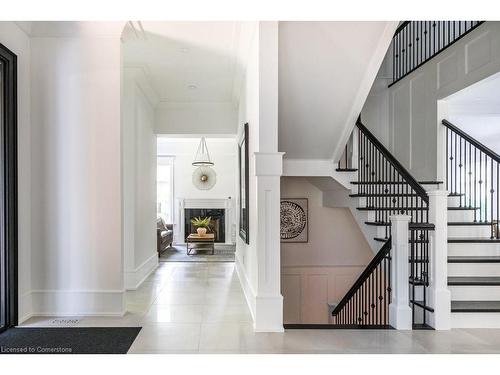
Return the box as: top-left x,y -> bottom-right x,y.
469,143 -> 472,208
459,136 -> 463,206
474,148 -> 477,222
480,151 -> 483,221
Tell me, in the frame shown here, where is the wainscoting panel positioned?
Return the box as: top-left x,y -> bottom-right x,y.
465,30 -> 492,74
392,83 -> 411,168
281,266 -> 365,324
410,73 -> 427,173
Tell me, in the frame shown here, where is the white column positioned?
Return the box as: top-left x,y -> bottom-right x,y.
428,189 -> 451,330
253,152 -> 284,332
389,215 -> 413,330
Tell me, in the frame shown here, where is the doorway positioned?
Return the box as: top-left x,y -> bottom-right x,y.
0,42 -> 18,334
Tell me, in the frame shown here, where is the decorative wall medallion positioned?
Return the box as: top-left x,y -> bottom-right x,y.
280,198 -> 308,243
192,166 -> 216,190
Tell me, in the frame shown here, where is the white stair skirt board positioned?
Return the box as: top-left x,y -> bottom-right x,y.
448,225 -> 492,238
448,242 -> 500,256
447,209 -> 476,222
29,290 -> 126,317
448,263 -> 500,277
125,253 -> 159,290
452,313 -> 500,328
450,285 -> 500,301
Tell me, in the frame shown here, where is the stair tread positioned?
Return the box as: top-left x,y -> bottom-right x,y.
335,168 -> 358,172
448,237 -> 500,243
365,221 -> 391,226
448,222 -> 493,226
451,300 -> 500,312
374,237 -> 428,243
448,207 -> 480,210
449,193 -> 465,196
358,207 -> 428,212
448,276 -> 500,285
349,193 -> 418,197
448,256 -> 500,263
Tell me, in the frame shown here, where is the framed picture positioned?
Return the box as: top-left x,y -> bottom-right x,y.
280,198 -> 308,243
238,123 -> 249,244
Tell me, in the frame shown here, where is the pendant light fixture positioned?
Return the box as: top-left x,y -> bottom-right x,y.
192,137 -> 214,166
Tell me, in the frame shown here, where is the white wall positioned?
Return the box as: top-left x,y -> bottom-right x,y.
0,22 -> 32,322
155,102 -> 237,135
280,177 -> 372,324
446,71 -> 500,154
235,22 -> 260,314
157,137 -> 237,243
122,68 -> 159,290
365,22 -> 500,181
29,24 -> 125,315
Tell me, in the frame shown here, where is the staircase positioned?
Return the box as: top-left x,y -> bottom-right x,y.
443,119 -> 500,328
329,118 -> 435,328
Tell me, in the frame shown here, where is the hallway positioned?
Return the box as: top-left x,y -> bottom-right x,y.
18,261 -> 500,353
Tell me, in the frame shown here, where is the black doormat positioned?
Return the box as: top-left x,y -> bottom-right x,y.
0,327 -> 141,354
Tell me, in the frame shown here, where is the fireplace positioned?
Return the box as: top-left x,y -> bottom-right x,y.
184,208 -> 225,243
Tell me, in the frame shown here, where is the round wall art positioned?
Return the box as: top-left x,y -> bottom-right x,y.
192,166 -> 216,190
280,198 -> 308,242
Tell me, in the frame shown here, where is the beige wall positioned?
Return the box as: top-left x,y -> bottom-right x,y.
280,177 -> 372,324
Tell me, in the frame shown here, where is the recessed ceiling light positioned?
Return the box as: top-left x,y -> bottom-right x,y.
188,84 -> 197,90
180,47 -> 190,53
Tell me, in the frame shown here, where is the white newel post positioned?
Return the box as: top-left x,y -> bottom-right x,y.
428,189 -> 451,330
389,215 -> 413,330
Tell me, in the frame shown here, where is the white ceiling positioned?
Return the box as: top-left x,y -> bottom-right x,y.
278,21 -> 398,160
122,21 -> 248,104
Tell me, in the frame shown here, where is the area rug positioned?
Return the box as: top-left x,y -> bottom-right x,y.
0,327 -> 141,354
159,245 -> 235,262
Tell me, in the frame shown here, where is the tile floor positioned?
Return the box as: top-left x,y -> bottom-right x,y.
21,262 -> 500,354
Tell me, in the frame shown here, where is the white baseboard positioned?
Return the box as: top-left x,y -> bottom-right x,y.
235,254 -> 256,321
29,289 -> 125,317
18,290 -> 33,324
125,253 -> 159,290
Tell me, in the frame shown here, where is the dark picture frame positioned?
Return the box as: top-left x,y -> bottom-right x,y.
238,123 -> 249,244
280,198 -> 308,243
0,42 -> 18,333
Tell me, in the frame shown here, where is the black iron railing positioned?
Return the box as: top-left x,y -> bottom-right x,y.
409,223 -> 435,327
443,119 -> 500,238
356,119 -> 429,239
331,239 -> 392,327
390,21 -> 484,86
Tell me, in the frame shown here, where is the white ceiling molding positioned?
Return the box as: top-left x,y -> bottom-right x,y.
18,21 -> 126,38
124,66 -> 160,108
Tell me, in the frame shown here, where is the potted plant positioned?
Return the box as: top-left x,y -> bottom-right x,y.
190,216 -> 211,236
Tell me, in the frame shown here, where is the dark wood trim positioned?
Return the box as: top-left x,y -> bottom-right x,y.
284,324 -> 394,330
442,119 -> 500,163
0,42 -> 18,333
238,123 -> 249,244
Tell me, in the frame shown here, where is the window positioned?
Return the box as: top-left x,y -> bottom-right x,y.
157,156 -> 174,224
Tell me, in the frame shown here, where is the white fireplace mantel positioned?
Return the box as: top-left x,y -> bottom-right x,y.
175,198 -> 236,245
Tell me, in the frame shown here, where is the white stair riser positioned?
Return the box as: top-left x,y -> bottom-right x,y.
451,313 -> 500,328
447,196 -> 462,208
448,242 -> 500,256
450,285 -> 500,301
448,263 -> 500,277
376,226 -> 390,239
448,225 -> 492,238
447,209 -> 476,222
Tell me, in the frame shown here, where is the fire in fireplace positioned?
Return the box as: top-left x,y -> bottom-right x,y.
185,208 -> 225,243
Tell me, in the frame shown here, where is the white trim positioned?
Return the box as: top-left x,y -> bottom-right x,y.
125,253 -> 159,290
27,289 -> 126,317
235,253 -> 256,321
